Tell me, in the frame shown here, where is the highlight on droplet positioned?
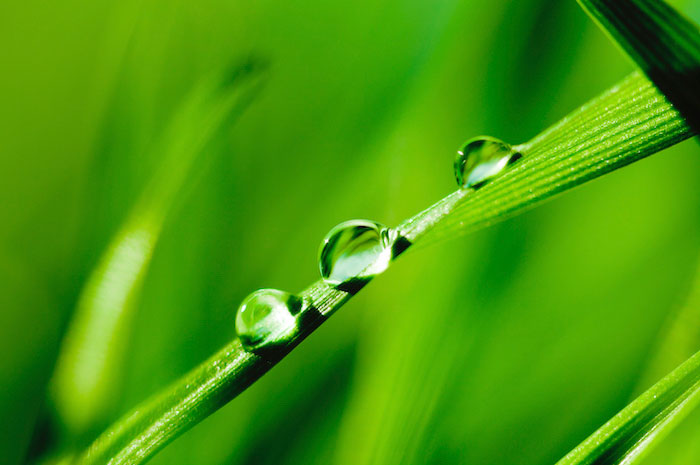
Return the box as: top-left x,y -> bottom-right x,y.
318,219 -> 397,292
235,288 -> 304,352
454,136 -> 520,189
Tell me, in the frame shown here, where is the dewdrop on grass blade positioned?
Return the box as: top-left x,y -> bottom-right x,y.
318,219 -> 410,293
454,136 -> 521,188
235,288 -> 304,352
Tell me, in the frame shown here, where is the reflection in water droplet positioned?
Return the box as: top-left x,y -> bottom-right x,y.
454,136 -> 520,188
319,219 -> 398,292
235,288 -> 303,352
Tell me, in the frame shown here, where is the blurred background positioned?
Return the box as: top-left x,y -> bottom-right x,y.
2,0 -> 700,464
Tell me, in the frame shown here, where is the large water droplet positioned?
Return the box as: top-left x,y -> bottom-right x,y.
454,136 -> 520,188
319,219 -> 397,292
235,288 -> 303,352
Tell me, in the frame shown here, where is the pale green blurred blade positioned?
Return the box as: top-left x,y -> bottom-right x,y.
49,61 -> 264,439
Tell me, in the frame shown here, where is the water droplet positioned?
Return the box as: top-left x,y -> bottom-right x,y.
235,288 -> 303,352
319,219 -> 398,292
454,136 -> 520,188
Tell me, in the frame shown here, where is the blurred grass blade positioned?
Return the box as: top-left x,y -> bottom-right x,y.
576,0 -> 700,131
556,349 -> 700,465
49,60 -> 264,438
76,71 -> 695,465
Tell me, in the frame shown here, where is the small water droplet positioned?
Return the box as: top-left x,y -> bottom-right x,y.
454,136 -> 520,188
319,219 -> 399,292
235,289 -> 303,352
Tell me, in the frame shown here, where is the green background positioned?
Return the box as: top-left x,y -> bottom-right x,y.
2,0 -> 700,463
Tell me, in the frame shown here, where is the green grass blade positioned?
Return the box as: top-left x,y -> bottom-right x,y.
401,71 -> 690,246
556,349 -> 700,465
576,0 -> 700,131
76,70 -> 694,465
636,257 -> 700,391
77,341 -> 264,465
631,258 -> 700,463
49,61 -> 264,438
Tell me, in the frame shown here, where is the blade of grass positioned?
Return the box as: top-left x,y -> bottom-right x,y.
548,4 -> 700,462
617,255 -> 700,461
402,71 -> 691,246
556,349 -> 700,465
76,70 -> 694,465
636,256 -> 700,392
608,256 -> 700,464
49,60 -> 264,439
576,0 -> 700,131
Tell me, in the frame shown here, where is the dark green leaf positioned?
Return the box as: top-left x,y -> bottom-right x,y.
577,0 -> 700,131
